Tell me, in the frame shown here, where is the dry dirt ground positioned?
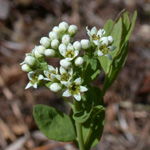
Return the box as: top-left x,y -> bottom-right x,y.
0,0 -> 150,150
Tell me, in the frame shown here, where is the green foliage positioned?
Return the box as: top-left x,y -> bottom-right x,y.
33,105 -> 76,142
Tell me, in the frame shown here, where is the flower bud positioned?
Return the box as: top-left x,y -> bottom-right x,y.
49,31 -> 59,40
81,39 -> 90,49
108,36 -> 114,45
51,39 -> 60,49
59,22 -> 69,33
62,34 -> 70,45
50,83 -> 62,92
21,64 -> 32,72
25,56 -> 36,66
40,37 -> 51,48
44,49 -> 55,57
37,45 -> 46,55
68,25 -> 77,36
73,41 -> 81,51
34,48 -> 43,58
52,26 -> 59,33
75,57 -> 84,66
60,59 -> 72,69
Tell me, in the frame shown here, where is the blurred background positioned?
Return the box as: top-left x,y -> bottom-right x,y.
0,0 -> 150,150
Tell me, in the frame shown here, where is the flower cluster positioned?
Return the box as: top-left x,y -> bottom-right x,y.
21,22 -> 115,101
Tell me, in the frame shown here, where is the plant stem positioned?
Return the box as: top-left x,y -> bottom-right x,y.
74,100 -> 85,150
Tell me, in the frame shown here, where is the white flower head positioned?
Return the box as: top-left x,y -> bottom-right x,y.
44,49 -> 55,57
49,31 -> 59,40
62,34 -> 71,45
68,25 -> 78,37
81,39 -> 90,49
25,56 -> 36,66
62,77 -> 88,101
40,37 -> 51,48
50,83 -> 62,92
86,27 -> 106,45
97,39 -> 116,60
25,71 -> 44,89
59,66 -> 73,85
75,57 -> 84,66
51,39 -> 60,49
44,65 -> 60,81
59,43 -> 79,61
21,64 -> 32,72
60,59 -> 72,69
59,22 -> 69,33
73,41 -> 82,51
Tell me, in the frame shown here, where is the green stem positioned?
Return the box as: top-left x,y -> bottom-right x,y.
74,100 -> 85,150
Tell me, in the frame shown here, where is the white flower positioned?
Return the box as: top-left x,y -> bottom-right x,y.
60,59 -> 72,69
62,34 -> 71,45
25,56 -> 36,66
81,39 -> 90,49
59,43 -> 79,61
50,83 -> 62,92
52,26 -> 60,33
97,39 -> 115,60
86,27 -> 106,45
73,41 -> 82,51
62,77 -> 88,101
21,64 -> 32,72
51,39 -> 60,49
40,37 -> 51,48
68,25 -> 78,37
59,66 -> 73,85
37,45 -> 46,55
49,31 -> 59,40
43,65 -> 60,81
75,57 -> 84,66
59,22 -> 69,33
44,49 -> 55,57
25,71 -> 44,89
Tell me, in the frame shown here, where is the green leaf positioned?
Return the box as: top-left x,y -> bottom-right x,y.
33,105 -> 76,142
102,41 -> 129,96
103,19 -> 114,36
73,105 -> 104,124
82,56 -> 101,84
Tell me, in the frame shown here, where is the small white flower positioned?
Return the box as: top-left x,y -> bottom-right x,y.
62,77 -> 88,101
51,39 -> 60,49
73,41 -> 82,51
59,22 -> 69,33
50,83 -> 62,92
81,39 -> 90,49
60,59 -> 72,69
86,27 -> 106,45
37,45 -> 46,55
62,34 -> 71,45
25,71 -> 44,89
52,26 -> 60,33
44,65 -> 60,81
49,31 -> 59,40
59,66 -> 73,85
68,25 -> 78,37
44,49 -> 55,57
97,40 -> 115,60
40,37 -> 51,48
21,64 -> 32,72
59,43 -> 79,61
25,56 -> 36,66
75,57 -> 84,66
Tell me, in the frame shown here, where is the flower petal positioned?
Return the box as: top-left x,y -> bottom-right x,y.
63,89 -> 72,97
33,82 -> 38,88
74,50 -> 79,57
97,50 -> 104,56
80,86 -> 88,92
48,65 -> 55,72
73,93 -> 81,101
25,82 -> 33,89
105,54 -> 112,60
44,70 -> 49,77
109,46 -> 116,52
55,75 -> 61,80
60,66 -> 67,75
38,74 -> 44,80
74,77 -> 81,85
